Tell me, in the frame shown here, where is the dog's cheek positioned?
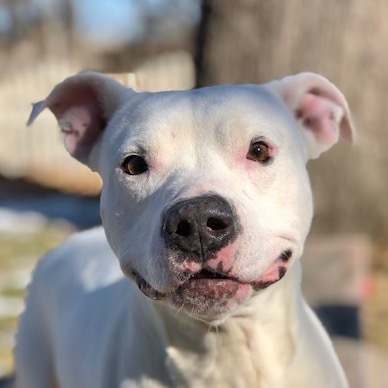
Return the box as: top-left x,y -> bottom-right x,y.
99,186 -> 137,263
268,159 -> 313,237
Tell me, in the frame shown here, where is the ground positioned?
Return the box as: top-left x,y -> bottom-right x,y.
0,222 -> 73,375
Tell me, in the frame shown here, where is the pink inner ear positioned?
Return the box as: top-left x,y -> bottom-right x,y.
50,85 -> 105,161
296,92 -> 342,145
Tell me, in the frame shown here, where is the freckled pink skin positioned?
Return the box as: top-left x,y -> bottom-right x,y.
257,260 -> 282,283
206,244 -> 236,273
250,258 -> 291,290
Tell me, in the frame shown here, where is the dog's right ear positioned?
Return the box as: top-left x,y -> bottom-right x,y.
27,71 -> 134,167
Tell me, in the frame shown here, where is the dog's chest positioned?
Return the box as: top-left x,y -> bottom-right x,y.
166,319 -> 293,388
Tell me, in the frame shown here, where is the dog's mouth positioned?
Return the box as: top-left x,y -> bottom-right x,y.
131,249 -> 293,317
189,268 -> 231,280
132,268 -> 236,300
170,270 -> 249,317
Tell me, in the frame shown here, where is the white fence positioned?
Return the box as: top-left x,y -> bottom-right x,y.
0,51 -> 194,193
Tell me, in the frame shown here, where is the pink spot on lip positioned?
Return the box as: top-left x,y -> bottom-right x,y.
251,254 -> 291,290
257,261 -> 281,283
206,243 -> 236,273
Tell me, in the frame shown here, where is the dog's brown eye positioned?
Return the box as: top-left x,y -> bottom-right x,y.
121,155 -> 148,175
246,141 -> 272,164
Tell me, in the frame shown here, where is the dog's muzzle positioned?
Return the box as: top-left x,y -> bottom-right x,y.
162,194 -> 238,259
133,195 -> 292,316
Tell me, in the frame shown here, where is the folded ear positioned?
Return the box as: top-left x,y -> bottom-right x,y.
266,72 -> 355,159
27,71 -> 133,166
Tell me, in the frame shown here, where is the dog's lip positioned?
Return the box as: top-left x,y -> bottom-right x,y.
250,249 -> 293,290
177,248 -> 293,290
132,271 -> 166,300
183,249 -> 292,284
131,249 -> 293,299
131,268 -> 239,300
176,274 -> 244,300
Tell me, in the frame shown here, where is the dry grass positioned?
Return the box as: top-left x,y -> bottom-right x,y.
0,225 -> 73,376
362,236 -> 388,348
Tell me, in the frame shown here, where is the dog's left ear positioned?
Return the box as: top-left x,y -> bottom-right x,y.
266,72 -> 355,159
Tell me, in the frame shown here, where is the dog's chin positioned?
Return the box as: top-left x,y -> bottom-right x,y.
168,277 -> 251,317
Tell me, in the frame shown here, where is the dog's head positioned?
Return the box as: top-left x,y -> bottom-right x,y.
29,72 -> 354,323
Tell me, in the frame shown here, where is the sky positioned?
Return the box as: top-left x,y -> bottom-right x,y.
0,0 -> 200,44
73,0 -> 150,44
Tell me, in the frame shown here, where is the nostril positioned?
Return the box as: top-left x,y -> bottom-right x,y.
206,217 -> 229,231
175,220 -> 192,237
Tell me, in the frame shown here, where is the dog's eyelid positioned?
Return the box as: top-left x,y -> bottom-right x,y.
250,136 -> 277,153
250,135 -> 272,146
121,151 -> 145,161
120,145 -> 148,162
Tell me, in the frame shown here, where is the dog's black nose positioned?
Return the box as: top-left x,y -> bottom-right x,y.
162,194 -> 237,258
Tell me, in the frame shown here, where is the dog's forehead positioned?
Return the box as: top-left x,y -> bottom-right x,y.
119,85 -> 289,133
139,84 -> 281,113
104,84 -> 297,162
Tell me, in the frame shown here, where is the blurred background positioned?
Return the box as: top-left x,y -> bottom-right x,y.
0,0 -> 388,386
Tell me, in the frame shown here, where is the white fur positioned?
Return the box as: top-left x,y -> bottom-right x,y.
16,72 -> 353,388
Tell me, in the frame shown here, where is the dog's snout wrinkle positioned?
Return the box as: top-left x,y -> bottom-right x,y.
162,195 -> 238,259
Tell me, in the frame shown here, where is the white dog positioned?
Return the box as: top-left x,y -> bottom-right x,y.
15,72 -> 354,388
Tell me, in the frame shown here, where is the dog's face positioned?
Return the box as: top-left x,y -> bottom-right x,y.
99,87 -> 314,318
29,72 -> 353,323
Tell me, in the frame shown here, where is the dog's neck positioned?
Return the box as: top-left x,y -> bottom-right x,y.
153,262 -> 303,388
